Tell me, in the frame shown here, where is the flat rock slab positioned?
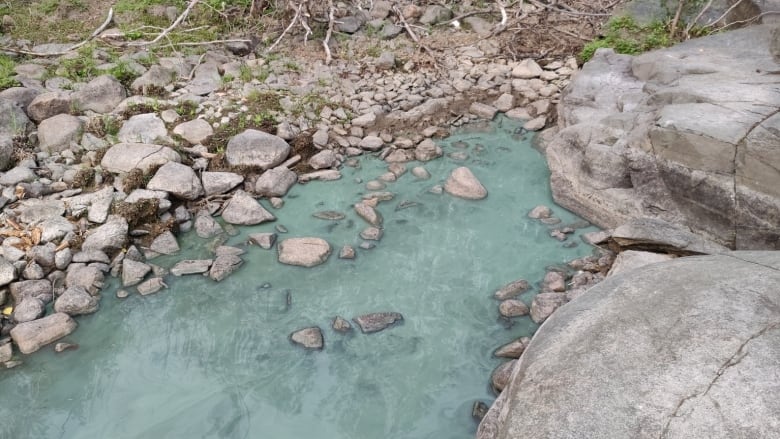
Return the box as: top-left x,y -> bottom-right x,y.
221,190 -> 276,225
10,312 -> 77,354
290,327 -> 324,350
484,251 -> 780,439
278,237 -> 331,267
611,217 -> 730,255
201,171 -> 243,196
171,259 -> 213,276
444,167 -> 487,200
146,161 -> 204,200
209,254 -> 243,282
226,129 -> 290,170
352,312 -> 404,333
101,143 -> 180,174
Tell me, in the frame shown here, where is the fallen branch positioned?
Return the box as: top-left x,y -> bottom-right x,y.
127,0 -> 199,47
0,7 -> 114,56
527,0 -> 610,17
392,5 -> 439,66
266,2 -> 303,53
323,0 -> 336,65
669,0 -> 685,39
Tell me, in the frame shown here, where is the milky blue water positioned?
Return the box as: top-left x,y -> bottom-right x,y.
0,117 -> 595,439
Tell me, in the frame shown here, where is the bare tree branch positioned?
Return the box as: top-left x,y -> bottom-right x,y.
0,7 -> 114,56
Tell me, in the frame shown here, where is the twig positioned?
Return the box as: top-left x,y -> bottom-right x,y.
127,0 -> 199,47
701,0 -> 745,29
323,0 -> 336,65
719,10 -> 780,31
392,5 -> 439,66
552,26 -> 590,41
175,38 -> 253,47
497,0 -> 508,26
266,2 -> 302,53
683,0 -> 713,38
527,0 -> 610,17
669,0 -> 684,38
0,7 -> 113,56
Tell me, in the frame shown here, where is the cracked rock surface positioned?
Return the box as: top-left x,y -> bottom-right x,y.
479,251 -> 780,439
545,24 -> 780,250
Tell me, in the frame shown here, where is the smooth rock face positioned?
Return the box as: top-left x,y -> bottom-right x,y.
221,190 -> 276,225
352,312 -> 403,333
444,167 -> 487,200
100,143 -> 180,174
606,250 -> 675,277
290,327 -> 324,350
146,161 -> 204,200
278,238 -> 331,267
10,312 -> 77,354
611,217 -> 730,255
485,252 -> 780,439
546,26 -> 780,249
226,129 -> 290,170
37,114 -> 83,153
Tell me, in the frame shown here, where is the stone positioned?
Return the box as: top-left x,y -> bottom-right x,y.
522,116 -> 546,131
221,190 -> 276,225
360,226 -> 383,241
10,312 -> 76,354
337,15 -> 363,33
354,202 -> 382,226
150,231 -> 180,255
9,280 -> 52,303
122,259 -> 152,286
248,232 -> 276,249
136,277 -> 167,295
201,171 -> 243,196
81,216 -> 128,253
54,286 -> 99,316
493,337 -> 530,359
100,143 -> 180,174
173,118 -> 213,144
0,341 -> 11,362
254,167 -> 297,197
493,94 -> 515,113
339,245 -> 356,259
65,265 -> 104,295
494,279 -> 530,300
72,75 -> 126,113
22,262 -> 44,280
414,139 -> 443,162
0,87 -> 39,110
543,271 -> 566,292
0,257 -> 15,287
469,102 -> 498,120
37,114 -> 83,153
195,211 -> 223,238
226,129 -> 290,170
171,259 -> 213,276
611,217 -> 730,255
131,65 -> 176,95
359,135 -> 384,151
352,312 -> 403,333
54,342 -> 78,353
511,59 -> 543,79
12,297 -> 45,323
486,252 -> 780,438
209,254 -> 243,282
490,360 -> 516,394
528,205 -> 552,219
146,161 -> 204,200
275,121 -> 299,141
308,150 -> 338,169
411,166 -> 431,179
278,237 -> 331,267
499,299 -> 529,318
529,292 -> 568,324
376,51 -> 395,70
332,316 -> 352,332
27,92 -> 71,122
290,327 -> 324,350
188,62 -> 221,96
444,167 -> 487,200
118,113 -> 169,144
351,112 -> 376,128
607,250 -> 675,277
0,166 -> 34,186
419,5 -> 453,25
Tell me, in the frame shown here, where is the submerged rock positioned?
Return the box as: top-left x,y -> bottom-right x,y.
354,202 -> 383,226
290,327 -> 324,350
444,167 -> 487,200
332,316 -> 352,333
10,312 -> 77,354
278,238 -> 331,267
499,299 -> 529,318
490,360 -> 517,394
353,312 -> 403,333
313,211 -> 346,221
494,279 -> 530,300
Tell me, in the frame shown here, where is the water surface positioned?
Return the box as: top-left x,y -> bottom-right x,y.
0,117 -> 595,439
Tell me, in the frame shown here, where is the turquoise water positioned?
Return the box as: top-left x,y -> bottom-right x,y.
0,117 -> 594,439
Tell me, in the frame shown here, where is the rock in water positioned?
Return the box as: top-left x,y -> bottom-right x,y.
54,286 -> 99,316
494,279 -> 530,300
278,238 -> 331,267
444,167 -> 487,200
209,254 -> 243,282
352,312 -> 404,333
221,190 -> 276,225
490,360 -> 517,394
332,316 -> 352,332
354,202 -> 383,226
10,313 -> 77,354
290,327 -> 324,350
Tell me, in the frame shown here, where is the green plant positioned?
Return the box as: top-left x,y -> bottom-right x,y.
581,16 -> 672,62
108,61 -> 141,88
0,55 -> 19,90
239,64 -> 253,82
59,45 -> 98,81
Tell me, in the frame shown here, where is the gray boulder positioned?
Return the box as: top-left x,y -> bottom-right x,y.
0,256 -> 16,287
118,113 -> 169,144
354,202 -> 383,226
171,259 -> 213,276
221,190 -> 276,225
72,75 -> 126,113
353,312 -> 404,333
483,252 -> 780,439
290,327 -> 324,350
444,167 -> 487,200
37,114 -> 83,153
308,150 -> 338,169
209,254 -> 242,282
13,297 -> 45,323
101,143 -> 180,173
150,231 -> 180,255
201,171 -> 243,196
187,62 -> 221,96
194,210 -> 224,238
65,265 -> 104,295
611,217 -> 730,255
131,65 -> 176,95
27,91 -> 71,122
414,139 -> 442,161
173,118 -> 213,144
10,312 -> 76,354
545,25 -> 780,249
278,237 -> 331,267
529,292 -> 567,323
146,161 -> 204,200
122,259 -> 151,286
137,277 -> 167,295
54,286 -> 99,316
9,280 -> 52,303
81,216 -> 128,253
419,5 -> 452,25
0,98 -> 32,170
254,167 -> 297,197
248,232 -> 276,249
226,129 -> 290,170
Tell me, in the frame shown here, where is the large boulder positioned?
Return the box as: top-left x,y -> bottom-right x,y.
221,190 -> 275,225
480,251 -> 780,438
254,167 -> 297,197
146,161 -> 204,200
37,114 -> 83,153
117,113 -> 169,144
10,312 -> 77,354
225,129 -> 290,170
81,216 -> 128,253
545,25 -> 780,249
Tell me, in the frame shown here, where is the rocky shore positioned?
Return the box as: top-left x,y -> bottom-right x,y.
0,2 -> 577,367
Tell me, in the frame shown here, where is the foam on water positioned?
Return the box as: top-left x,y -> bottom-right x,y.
0,117 -> 595,438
